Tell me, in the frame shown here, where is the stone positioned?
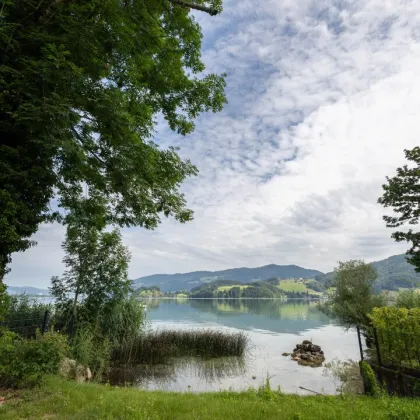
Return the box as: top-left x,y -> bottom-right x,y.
59,358 -> 92,382
288,340 -> 325,368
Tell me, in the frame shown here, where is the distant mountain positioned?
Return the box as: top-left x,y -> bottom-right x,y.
315,254 -> 420,291
133,264 -> 323,292
6,286 -> 50,296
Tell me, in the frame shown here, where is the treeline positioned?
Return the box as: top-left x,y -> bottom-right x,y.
136,279 -> 322,299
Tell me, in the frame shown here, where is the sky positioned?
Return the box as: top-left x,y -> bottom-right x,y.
6,0 -> 420,288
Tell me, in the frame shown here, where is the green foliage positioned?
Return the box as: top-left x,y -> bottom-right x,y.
0,281 -> 8,321
0,0 -> 226,279
396,290 -> 420,309
255,376 -> 282,401
133,286 -> 163,297
3,295 -> 52,338
360,361 -> 381,397
68,297 -> 145,378
368,307 -> 420,368
51,206 -> 131,329
318,260 -> 386,328
188,279 -> 289,298
70,326 -> 111,380
379,147 -> 420,272
0,329 -> 69,388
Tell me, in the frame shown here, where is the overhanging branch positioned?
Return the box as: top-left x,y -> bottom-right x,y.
167,0 -> 219,16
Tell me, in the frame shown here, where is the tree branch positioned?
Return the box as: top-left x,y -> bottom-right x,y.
167,0 -> 219,16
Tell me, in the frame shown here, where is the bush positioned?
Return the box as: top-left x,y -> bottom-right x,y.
0,329 -> 69,388
360,361 -> 381,396
3,295 -> 52,338
369,307 -> 420,368
0,282 -> 8,322
396,290 -> 420,309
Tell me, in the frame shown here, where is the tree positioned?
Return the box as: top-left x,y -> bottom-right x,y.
318,260 -> 386,328
378,147 -> 420,271
0,0 -> 227,280
51,195 -> 131,330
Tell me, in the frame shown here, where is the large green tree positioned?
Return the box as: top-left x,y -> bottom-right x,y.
378,147 -> 420,271
318,260 -> 386,328
0,0 -> 226,280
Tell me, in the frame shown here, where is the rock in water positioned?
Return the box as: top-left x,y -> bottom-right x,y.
289,340 -> 325,367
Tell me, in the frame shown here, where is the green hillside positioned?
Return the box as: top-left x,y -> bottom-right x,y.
315,254 -> 420,292
133,264 -> 323,292
132,253 -> 420,294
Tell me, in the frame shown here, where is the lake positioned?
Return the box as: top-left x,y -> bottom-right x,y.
108,298 -> 360,395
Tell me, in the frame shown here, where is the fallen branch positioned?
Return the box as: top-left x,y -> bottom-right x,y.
299,386 -> 323,395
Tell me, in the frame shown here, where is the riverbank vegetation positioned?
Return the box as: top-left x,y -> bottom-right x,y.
2,376 -> 420,420
113,329 -> 248,364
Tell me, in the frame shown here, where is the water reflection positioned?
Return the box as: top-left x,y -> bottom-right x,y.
144,298 -> 332,334
108,356 -> 247,387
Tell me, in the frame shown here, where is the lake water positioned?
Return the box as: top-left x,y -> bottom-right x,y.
108,299 -> 360,395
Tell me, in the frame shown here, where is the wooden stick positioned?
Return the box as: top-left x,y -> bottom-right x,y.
299,386 -> 323,395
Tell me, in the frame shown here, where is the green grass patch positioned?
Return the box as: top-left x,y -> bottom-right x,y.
112,330 -> 248,363
217,285 -> 249,292
278,280 -> 322,295
2,376 -> 420,419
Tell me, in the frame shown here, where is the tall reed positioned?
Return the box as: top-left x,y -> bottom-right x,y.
112,329 -> 249,364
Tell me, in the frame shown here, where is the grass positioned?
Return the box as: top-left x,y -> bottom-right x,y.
278,280 -> 322,295
217,285 -> 249,292
112,329 -> 249,363
2,376 -> 420,419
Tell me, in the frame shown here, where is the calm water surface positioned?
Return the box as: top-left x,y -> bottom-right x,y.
109,299 -> 359,395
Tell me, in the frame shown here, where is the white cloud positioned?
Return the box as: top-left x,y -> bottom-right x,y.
6,0 -> 420,287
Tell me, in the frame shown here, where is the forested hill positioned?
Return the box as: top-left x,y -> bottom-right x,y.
133,264 -> 323,292
315,254 -> 420,291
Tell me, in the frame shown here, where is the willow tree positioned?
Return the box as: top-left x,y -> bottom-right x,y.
0,0 -> 226,280
378,147 -> 420,271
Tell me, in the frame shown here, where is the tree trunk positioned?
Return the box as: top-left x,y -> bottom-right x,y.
167,0 -> 219,16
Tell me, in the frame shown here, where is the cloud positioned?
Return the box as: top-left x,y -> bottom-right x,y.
6,0 -> 420,287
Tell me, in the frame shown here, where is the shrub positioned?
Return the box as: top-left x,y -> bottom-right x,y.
0,282 -> 8,322
3,295 -> 52,338
369,307 -> 420,368
396,290 -> 420,309
359,361 -> 381,396
0,329 -> 69,388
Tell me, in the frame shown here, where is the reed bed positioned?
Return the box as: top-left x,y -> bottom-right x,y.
112,329 -> 249,364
